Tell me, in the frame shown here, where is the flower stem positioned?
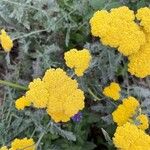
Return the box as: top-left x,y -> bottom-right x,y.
36,121 -> 51,148
88,88 -> 101,101
0,79 -> 28,90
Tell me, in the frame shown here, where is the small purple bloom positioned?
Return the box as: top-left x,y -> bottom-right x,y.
72,112 -> 82,122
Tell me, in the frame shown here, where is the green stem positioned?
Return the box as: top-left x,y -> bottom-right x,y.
88,88 -> 101,101
36,121 -> 51,148
0,79 -> 28,90
36,132 -> 45,148
13,29 -> 48,40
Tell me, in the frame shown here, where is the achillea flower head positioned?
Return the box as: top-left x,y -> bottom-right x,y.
112,96 -> 140,126
0,29 -> 13,52
136,7 -> 150,33
113,122 -> 150,150
136,114 -> 149,130
64,48 -> 91,76
16,68 -> 85,123
11,138 -> 35,150
15,96 -> 31,110
44,68 -> 85,122
72,112 -> 82,122
0,146 -> 8,150
90,6 -> 145,56
128,42 -> 150,78
103,82 -> 121,100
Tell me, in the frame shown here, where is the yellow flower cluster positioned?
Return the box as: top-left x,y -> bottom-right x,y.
128,7 -> 150,78
137,114 -> 149,130
113,122 -> 150,150
136,7 -> 150,33
90,6 -> 150,78
15,68 -> 85,122
112,96 -> 140,126
90,6 -> 145,56
103,82 -> 121,100
0,138 -> 35,150
64,48 -> 91,76
15,96 -> 31,110
128,43 -> 150,78
112,96 -> 149,131
44,68 -> 85,122
0,29 -> 13,52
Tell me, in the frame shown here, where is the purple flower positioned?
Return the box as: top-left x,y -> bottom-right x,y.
72,112 -> 82,122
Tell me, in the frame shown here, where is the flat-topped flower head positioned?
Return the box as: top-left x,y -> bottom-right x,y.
43,68 -> 85,122
64,48 -> 91,76
90,6 -> 145,56
128,42 -> 150,78
11,138 -> 35,150
136,114 -> 149,130
0,29 -> 13,52
113,122 -> 150,150
136,7 -> 150,33
112,96 -> 140,126
15,68 -> 85,123
103,82 -> 121,100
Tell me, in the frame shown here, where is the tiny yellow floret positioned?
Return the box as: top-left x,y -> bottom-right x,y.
0,29 -> 13,52
64,48 -> 91,76
103,82 -> 121,100
15,96 -> 31,110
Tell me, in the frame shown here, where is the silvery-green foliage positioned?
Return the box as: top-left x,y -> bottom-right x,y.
0,87 -> 76,148
81,42 -> 123,97
85,42 -> 123,84
1,0 -> 150,149
129,85 -> 150,115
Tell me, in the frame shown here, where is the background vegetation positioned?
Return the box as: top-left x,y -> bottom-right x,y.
0,0 -> 150,149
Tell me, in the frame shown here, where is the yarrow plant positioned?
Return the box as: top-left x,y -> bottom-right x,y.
137,114 -> 149,130
103,82 -> 121,100
113,122 -> 150,150
90,6 -> 150,78
102,81 -> 149,148
112,96 -> 140,126
15,47 -> 92,123
0,29 -> 13,52
90,6 -> 145,56
0,138 -> 35,150
64,48 -> 91,76
1,1 -> 150,150
15,68 -> 85,122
